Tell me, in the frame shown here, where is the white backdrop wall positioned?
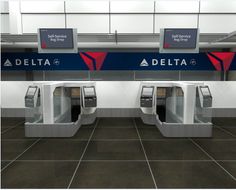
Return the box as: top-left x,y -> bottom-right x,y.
205,82 -> 236,108
96,81 -> 141,108
1,0 -> 236,34
1,81 -> 33,108
1,81 -> 236,109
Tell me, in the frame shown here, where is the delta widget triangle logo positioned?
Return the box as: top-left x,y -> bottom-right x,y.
79,52 -> 107,70
3,59 -> 12,67
207,52 -> 235,71
140,59 -> 149,67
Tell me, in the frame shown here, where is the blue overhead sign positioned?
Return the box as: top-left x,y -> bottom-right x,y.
1,52 -> 236,71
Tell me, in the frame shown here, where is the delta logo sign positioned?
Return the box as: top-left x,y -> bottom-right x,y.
206,52 -> 235,71
1,52 -> 236,71
79,52 -> 107,70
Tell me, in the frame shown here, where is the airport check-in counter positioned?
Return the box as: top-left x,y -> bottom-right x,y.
198,86 -> 212,108
140,86 -> 154,108
24,82 -> 97,138
139,82 -> 213,137
82,86 -> 97,108
25,86 -> 40,108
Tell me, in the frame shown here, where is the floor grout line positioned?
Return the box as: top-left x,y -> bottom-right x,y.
67,118 -> 100,189
1,121 -> 25,135
97,127 -> 135,129
133,118 -> 158,189
2,159 -> 236,162
215,125 -> 236,138
2,138 -> 236,141
190,138 -> 236,181
1,138 -> 41,172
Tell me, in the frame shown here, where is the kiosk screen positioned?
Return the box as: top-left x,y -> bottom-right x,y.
39,29 -> 74,49
27,87 -> 37,96
143,87 -> 153,97
201,87 -> 210,96
163,29 -> 198,49
84,87 -> 95,96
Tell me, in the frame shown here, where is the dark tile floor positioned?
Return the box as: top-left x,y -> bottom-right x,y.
1,117 -> 236,188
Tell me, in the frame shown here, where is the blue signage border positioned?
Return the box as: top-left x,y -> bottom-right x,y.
1,52 -> 236,71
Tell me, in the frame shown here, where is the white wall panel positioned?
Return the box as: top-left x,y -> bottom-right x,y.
110,1 -> 154,13
66,14 -> 109,33
66,1 -> 109,13
0,1 -> 9,13
199,15 -> 236,33
111,14 -> 153,33
155,14 -> 198,33
1,14 -> 9,33
21,1 -> 64,13
9,0 -> 22,34
200,0 -> 236,13
96,81 -> 141,108
1,82 -> 33,108
156,0 -> 199,13
22,14 -> 65,33
205,82 -> 236,108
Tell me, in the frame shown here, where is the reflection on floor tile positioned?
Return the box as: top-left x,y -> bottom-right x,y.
72,127 -> 94,140
195,140 -> 236,160
83,140 -> 145,160
19,140 -> 87,160
135,118 -> 155,128
150,161 -> 236,188
70,161 -> 155,188
143,140 -> 210,160
1,140 -> 37,160
92,128 -> 138,140
1,161 -> 77,188
98,118 -> 134,128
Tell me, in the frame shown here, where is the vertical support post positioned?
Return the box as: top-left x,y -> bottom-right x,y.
9,0 -> 22,34
183,84 -> 196,124
60,87 -> 65,115
169,87 -> 177,115
61,87 -> 69,116
42,85 -> 54,124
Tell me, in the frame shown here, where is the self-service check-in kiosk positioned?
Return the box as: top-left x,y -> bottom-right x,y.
24,82 -> 97,138
83,86 -> 97,108
198,86 -> 212,108
140,86 -> 154,107
25,86 -> 40,108
140,82 -> 213,138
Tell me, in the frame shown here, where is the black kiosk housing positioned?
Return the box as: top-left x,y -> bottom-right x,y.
140,86 -> 154,108
199,86 -> 212,107
25,86 -> 40,108
83,86 -> 97,107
